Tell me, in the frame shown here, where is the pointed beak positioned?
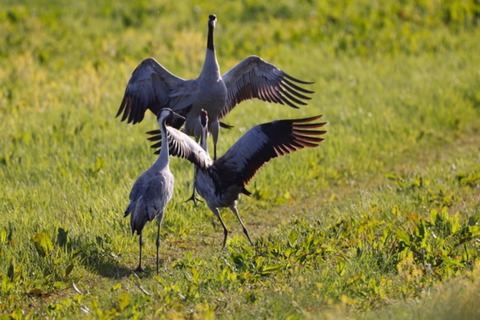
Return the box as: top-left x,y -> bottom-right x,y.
171,111 -> 185,122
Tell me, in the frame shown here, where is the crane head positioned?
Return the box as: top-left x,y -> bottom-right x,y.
208,14 -> 217,27
157,108 -> 185,127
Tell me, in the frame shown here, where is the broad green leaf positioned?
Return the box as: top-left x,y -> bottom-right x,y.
31,232 -> 53,258
118,292 -> 131,311
396,229 -> 411,246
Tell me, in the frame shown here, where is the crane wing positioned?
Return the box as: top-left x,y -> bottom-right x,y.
116,58 -> 195,124
214,115 -> 327,187
125,173 -> 173,235
147,127 -> 212,169
220,56 -> 314,119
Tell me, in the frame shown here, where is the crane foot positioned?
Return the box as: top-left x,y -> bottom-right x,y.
184,192 -> 203,207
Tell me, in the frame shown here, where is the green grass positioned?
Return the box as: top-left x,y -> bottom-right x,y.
1,0 -> 480,318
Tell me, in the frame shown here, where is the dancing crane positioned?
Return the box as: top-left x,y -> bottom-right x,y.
148,110 -> 327,246
116,14 -> 314,160
123,108 -> 184,273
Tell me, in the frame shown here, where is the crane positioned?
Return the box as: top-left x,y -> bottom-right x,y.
148,110 -> 327,247
123,108 -> 184,273
116,14 -> 314,161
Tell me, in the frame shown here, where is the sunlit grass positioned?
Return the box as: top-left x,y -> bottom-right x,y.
1,0 -> 480,318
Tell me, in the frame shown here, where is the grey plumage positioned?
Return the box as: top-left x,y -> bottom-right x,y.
124,108 -> 183,273
148,110 -> 327,246
116,14 -> 314,160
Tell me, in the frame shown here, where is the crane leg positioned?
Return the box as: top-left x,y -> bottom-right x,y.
134,232 -> 144,273
156,220 -> 161,275
185,167 -> 203,206
185,188 -> 203,206
230,205 -> 253,245
211,207 -> 230,247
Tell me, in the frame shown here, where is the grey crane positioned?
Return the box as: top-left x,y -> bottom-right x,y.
148,110 -> 327,246
123,108 -> 184,273
116,14 -> 314,161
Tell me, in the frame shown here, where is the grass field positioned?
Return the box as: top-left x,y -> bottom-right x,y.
1,0 -> 480,318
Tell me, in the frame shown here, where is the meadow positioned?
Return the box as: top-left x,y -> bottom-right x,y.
1,0 -> 480,318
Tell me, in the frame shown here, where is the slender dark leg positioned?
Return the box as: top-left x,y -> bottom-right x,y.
185,167 -> 203,206
211,207 -> 230,247
230,204 -> 253,245
156,220 -> 161,275
134,232 -> 144,272
185,188 -> 203,206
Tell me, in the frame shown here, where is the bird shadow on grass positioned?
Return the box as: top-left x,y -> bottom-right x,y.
81,257 -> 132,279
69,234 -> 132,279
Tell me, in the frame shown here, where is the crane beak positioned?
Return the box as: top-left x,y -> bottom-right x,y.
171,111 -> 185,122
165,111 -> 185,128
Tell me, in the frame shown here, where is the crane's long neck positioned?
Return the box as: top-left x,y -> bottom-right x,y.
200,22 -> 220,78
207,21 -> 214,52
156,120 -> 170,169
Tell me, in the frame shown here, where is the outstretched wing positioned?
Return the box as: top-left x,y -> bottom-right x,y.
220,56 -> 314,119
214,115 -> 327,187
147,127 -> 212,169
116,58 -> 195,124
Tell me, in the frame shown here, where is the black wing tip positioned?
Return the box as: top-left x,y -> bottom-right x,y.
115,108 -> 123,119
116,110 -> 138,124
292,114 -> 324,123
116,96 -> 133,123
242,187 -> 252,196
146,130 -> 161,142
283,73 -> 315,85
116,96 -> 128,119
295,133 -> 327,142
150,141 -> 162,149
117,108 -> 129,122
220,122 -> 234,129
281,78 -> 315,95
294,122 -> 328,130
